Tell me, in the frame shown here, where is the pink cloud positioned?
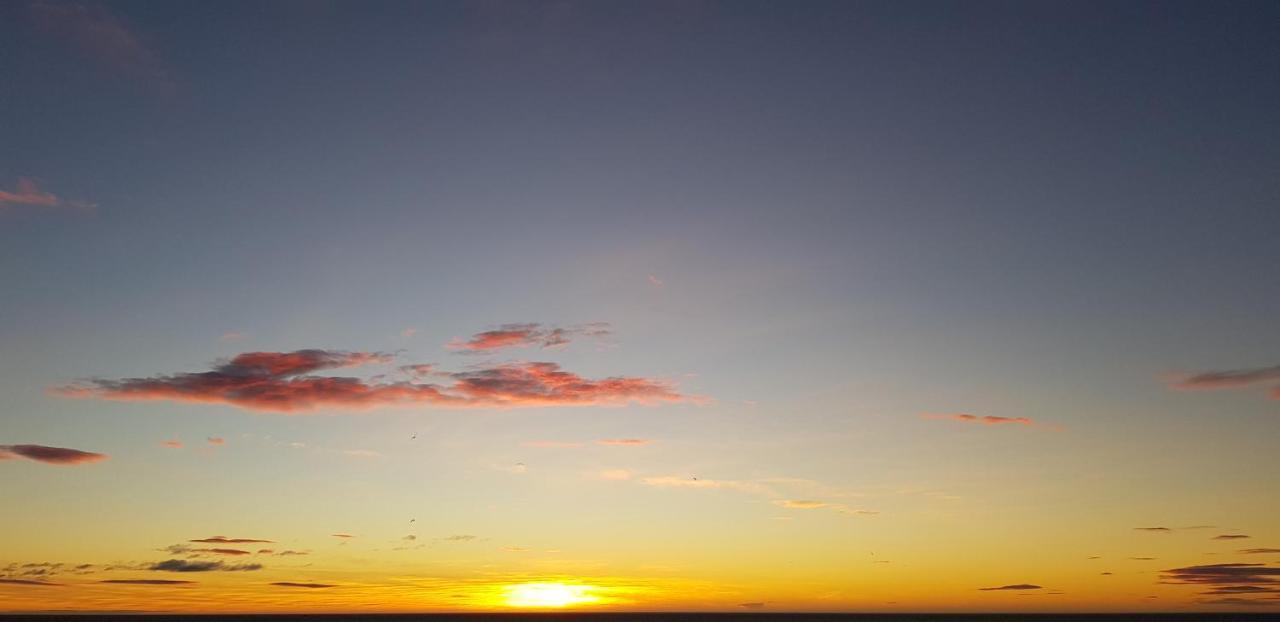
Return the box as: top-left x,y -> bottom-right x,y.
55,350 -> 691,413
0,178 -> 61,208
160,440 -> 183,449
597,438 -> 651,446
0,444 -> 107,465
206,437 -> 225,446
922,413 -> 1034,426
446,323 -> 610,353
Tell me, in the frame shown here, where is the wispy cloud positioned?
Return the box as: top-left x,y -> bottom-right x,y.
979,584 -> 1042,591
1135,527 -> 1172,532
0,578 -> 61,586
0,444 -> 107,465
1167,365 -> 1280,402
30,1 -> 171,88
597,438 -> 652,446
160,440 -> 183,449
57,349 -> 692,413
447,322 -> 611,352
442,535 -> 477,542
271,582 -> 334,588
331,533 -> 355,539
206,437 -> 225,446
1215,535 -> 1251,540
922,413 -> 1033,426
1240,549 -> 1280,555
100,579 -> 194,585
1168,365 -> 1280,391
643,476 -> 876,517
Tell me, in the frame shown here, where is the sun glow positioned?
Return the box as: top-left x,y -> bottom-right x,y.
503,582 -> 601,608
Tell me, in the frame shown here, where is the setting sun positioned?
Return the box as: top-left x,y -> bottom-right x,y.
503,583 -> 601,608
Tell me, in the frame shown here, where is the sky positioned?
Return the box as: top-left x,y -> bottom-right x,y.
1,0 -> 1279,613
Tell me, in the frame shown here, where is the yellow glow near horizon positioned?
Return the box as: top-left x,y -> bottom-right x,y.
503,582 -> 601,608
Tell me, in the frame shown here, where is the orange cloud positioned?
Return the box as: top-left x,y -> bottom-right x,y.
0,444 -> 107,465
56,350 -> 690,413
206,437 -> 225,446
923,413 -> 1033,426
773,500 -> 828,509
597,438 -> 651,446
160,440 -> 183,449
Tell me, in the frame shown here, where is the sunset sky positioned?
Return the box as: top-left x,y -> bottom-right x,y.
2,0 -> 1279,613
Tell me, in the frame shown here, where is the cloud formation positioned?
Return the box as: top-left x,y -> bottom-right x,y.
1161,563 -> 1280,586
979,584 -> 1042,591
773,500 -> 828,509
57,350 -> 690,413
101,579 -> 194,585
30,1 -> 171,87
1168,365 -> 1280,391
149,559 -> 261,572
0,178 -> 62,208
922,413 -> 1033,426
1135,527 -> 1172,532
272,582 -> 334,588
1215,535 -> 1251,540
0,444 -> 107,465
189,537 -> 273,544
597,438 -> 651,446
1168,365 -> 1280,403
447,323 -> 610,352
1240,549 -> 1280,555
0,578 -> 60,586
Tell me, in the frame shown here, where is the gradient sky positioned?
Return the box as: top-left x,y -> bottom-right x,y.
2,0 -> 1279,613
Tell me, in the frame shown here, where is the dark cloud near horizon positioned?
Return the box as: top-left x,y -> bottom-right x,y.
1135,527 -> 1171,532
1215,535 -> 1251,540
148,559 -> 262,572
1161,563 -> 1280,586
0,578 -> 60,586
271,581 -> 335,588
0,444 -> 107,465
1240,549 -> 1280,554
189,536 -> 273,544
979,584 -> 1042,591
